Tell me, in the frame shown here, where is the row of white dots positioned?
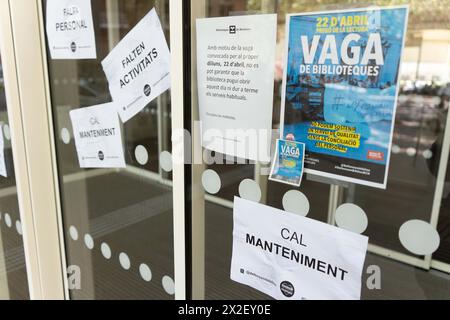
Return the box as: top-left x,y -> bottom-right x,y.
68,226 -> 174,295
0,212 -> 23,235
201,169 -> 441,256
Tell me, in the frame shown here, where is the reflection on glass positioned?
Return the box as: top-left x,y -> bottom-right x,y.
45,0 -> 174,300
197,0 -> 450,300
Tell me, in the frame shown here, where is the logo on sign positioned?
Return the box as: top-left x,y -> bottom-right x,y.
98,151 -> 105,161
70,41 -> 77,53
229,25 -> 236,34
144,84 -> 152,97
280,281 -> 295,298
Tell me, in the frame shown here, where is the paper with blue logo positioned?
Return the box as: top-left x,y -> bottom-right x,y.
270,139 -> 305,187
281,6 -> 409,189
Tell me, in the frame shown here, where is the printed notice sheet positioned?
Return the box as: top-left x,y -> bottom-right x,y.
70,103 -> 126,168
269,139 -> 306,187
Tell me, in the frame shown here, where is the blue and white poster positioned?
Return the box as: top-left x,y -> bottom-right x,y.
281,6 -> 409,189
270,139 -> 305,187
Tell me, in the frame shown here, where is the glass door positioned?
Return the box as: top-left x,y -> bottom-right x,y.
42,0 -> 180,299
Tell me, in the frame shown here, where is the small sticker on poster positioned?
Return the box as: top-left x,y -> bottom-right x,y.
0,126 -> 7,178
102,8 -> 171,123
46,0 -> 97,60
231,197 -> 369,300
280,6 -> 409,189
196,14 -> 277,162
269,139 -> 305,187
70,103 -> 126,168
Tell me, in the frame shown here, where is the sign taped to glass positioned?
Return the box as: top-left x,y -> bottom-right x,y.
46,0 -> 97,59
102,8 -> 171,123
280,6 -> 409,189
70,103 -> 126,168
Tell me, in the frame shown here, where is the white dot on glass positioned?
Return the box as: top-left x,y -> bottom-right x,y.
392,145 -> 401,154
162,275 -> 175,295
61,128 -> 71,144
135,145 -> 149,166
69,226 -> 79,241
282,190 -> 310,217
201,170 -> 221,194
84,234 -> 94,250
16,221 -> 23,235
4,213 -> 12,228
399,220 -> 440,256
139,263 -> 152,282
101,243 -> 112,260
119,252 -> 131,270
239,179 -> 262,203
406,148 -> 417,157
3,124 -> 11,141
423,150 -> 433,160
160,151 -> 173,172
335,204 -> 368,234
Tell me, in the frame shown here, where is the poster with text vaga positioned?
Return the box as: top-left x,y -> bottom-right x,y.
281,6 -> 409,189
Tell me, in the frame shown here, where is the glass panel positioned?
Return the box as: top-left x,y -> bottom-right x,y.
44,0 -> 174,300
193,0 -> 450,300
0,46 -> 30,300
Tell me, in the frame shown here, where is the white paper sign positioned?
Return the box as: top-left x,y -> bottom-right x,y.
102,9 -> 171,123
46,0 -> 97,60
231,197 -> 368,300
70,103 -> 126,168
196,15 -> 277,162
0,126 -> 7,178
